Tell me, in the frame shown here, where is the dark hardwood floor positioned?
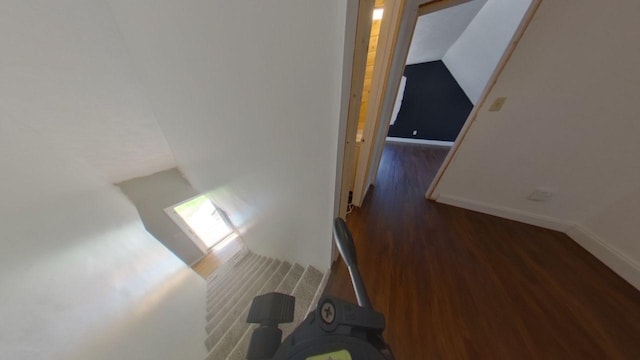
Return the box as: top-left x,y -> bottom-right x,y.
324,142 -> 640,359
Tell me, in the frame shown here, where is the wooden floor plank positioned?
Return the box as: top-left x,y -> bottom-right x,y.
191,237 -> 243,279
324,142 -> 640,359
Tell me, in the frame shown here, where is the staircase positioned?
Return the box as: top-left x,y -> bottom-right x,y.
203,249 -> 329,360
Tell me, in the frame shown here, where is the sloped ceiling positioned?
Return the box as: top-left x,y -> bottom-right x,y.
0,1 -> 176,184
407,0 -> 487,65
105,0 -> 348,271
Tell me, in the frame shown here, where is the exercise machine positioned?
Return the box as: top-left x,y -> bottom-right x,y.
245,218 -> 395,360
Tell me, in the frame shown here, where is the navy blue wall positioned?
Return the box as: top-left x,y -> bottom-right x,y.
388,60 -> 472,142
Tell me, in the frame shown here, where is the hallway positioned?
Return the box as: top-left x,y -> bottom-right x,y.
324,142 -> 640,359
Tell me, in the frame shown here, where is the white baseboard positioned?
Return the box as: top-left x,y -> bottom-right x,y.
437,194 -> 640,291
567,226 -> 640,291
437,194 -> 575,232
386,137 -> 454,147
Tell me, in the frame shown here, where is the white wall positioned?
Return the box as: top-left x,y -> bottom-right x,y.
569,186 -> 640,289
0,121 -> 207,360
582,187 -> 640,269
0,0 -> 176,184
442,0 -> 532,104
118,168 -> 204,265
406,0 -> 487,65
107,0 -> 349,271
435,0 -> 640,289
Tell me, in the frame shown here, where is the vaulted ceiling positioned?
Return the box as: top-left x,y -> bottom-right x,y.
407,0 -> 487,65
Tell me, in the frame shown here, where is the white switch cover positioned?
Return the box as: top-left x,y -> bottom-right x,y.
489,97 -> 507,112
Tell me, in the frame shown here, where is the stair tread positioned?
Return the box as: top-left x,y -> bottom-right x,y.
201,259 -> 328,360
207,253 -> 262,299
207,252 -> 258,299
206,257 -> 272,324
275,263 -> 305,293
206,247 -> 250,284
306,270 -> 330,316
204,258 -> 281,349
207,255 -> 267,310
204,262 -> 292,360
280,266 -> 323,339
223,263 -> 309,360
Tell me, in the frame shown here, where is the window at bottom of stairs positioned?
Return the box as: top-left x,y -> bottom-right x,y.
167,195 -> 233,249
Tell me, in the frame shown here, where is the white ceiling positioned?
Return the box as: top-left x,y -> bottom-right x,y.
0,1 -> 176,184
406,0 -> 487,65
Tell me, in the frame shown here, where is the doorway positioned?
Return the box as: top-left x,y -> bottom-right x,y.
387,0 -> 485,147
343,0 -> 540,215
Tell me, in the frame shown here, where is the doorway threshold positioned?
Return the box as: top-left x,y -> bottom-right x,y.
386,137 -> 454,147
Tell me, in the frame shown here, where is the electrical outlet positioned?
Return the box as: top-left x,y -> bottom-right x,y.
527,188 -> 555,202
412,130 -> 417,136
489,97 -> 507,112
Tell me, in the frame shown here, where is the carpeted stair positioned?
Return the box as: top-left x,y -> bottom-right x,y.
203,250 -> 329,360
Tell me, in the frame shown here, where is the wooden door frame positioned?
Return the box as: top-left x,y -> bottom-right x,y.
368,0 -> 480,189
333,0 -> 373,262
352,0 -> 473,207
337,0 -> 375,221
352,0 -> 409,207
418,0 -> 477,15
341,0 -> 544,210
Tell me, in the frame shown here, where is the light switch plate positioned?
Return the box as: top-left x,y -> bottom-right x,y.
489,97 -> 507,112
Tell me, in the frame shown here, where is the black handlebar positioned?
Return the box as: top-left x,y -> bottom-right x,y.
332,218 -> 373,309
246,218 -> 394,359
